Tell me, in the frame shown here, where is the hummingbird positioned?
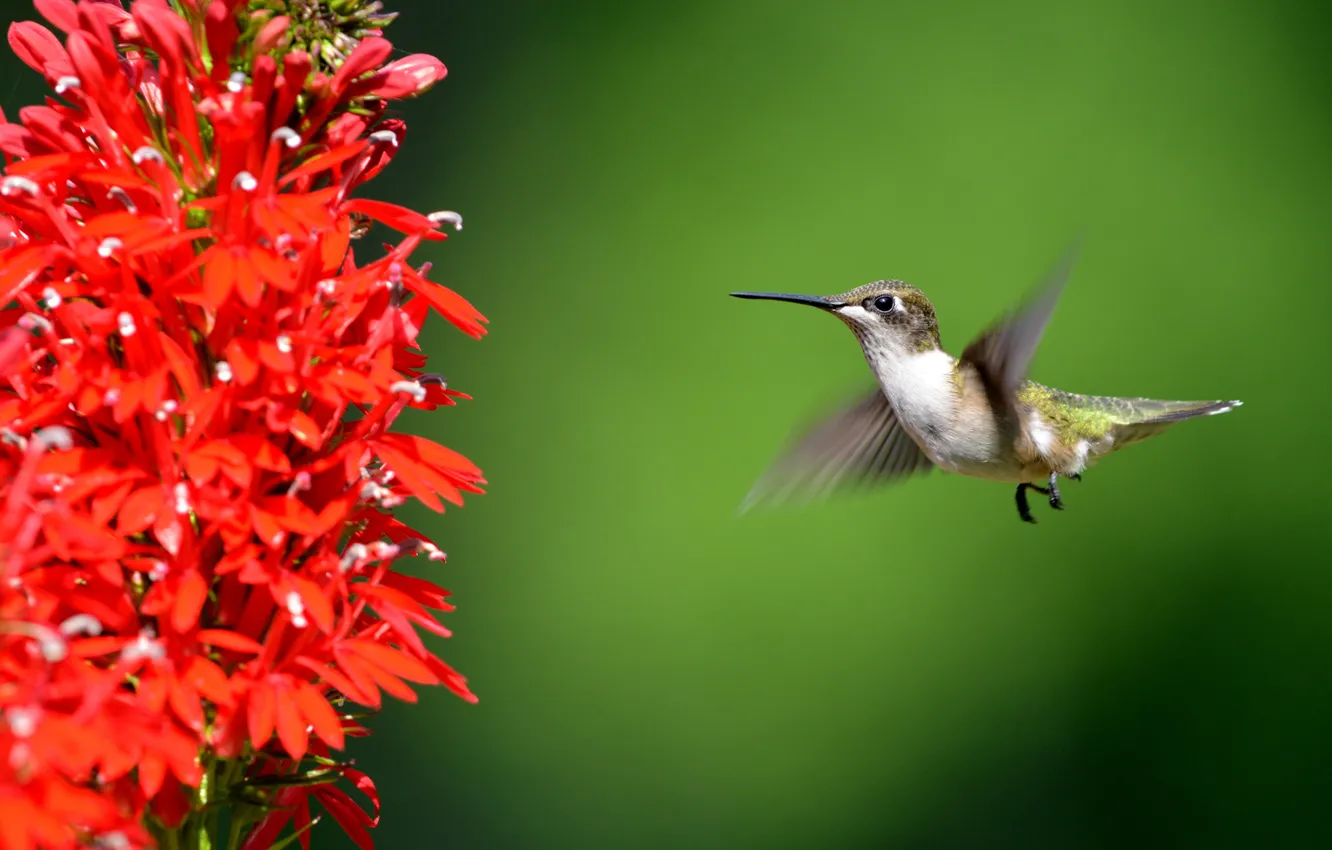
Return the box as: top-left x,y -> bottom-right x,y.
731,253 -> 1242,523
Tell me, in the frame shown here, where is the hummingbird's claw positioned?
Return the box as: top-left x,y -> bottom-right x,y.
1069,473 -> 1082,482
1016,478 -> 1065,522
1015,483 -> 1039,524
1047,473 -> 1065,510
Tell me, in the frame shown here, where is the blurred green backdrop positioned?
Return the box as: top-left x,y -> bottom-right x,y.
8,0 -> 1332,847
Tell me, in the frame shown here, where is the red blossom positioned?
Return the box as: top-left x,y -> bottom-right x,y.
1,2 -> 483,849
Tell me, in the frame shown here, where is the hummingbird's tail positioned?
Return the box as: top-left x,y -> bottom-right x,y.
1108,397 -> 1243,446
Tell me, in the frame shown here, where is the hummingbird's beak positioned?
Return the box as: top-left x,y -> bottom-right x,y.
729,292 -> 841,310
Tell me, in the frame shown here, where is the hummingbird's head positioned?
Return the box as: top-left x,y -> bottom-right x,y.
731,280 -> 942,354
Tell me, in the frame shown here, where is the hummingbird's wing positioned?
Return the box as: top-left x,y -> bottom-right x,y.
959,244 -> 1080,424
740,389 -> 934,512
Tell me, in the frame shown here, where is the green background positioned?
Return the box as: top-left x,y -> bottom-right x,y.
7,0 -> 1332,847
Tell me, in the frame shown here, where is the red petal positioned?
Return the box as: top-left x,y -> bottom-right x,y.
246,684 -> 275,749
229,434 -> 293,472
201,245 -> 237,307
138,754 -> 166,798
7,21 -> 70,77
292,575 -> 334,633
149,779 -> 192,829
274,682 -> 309,760
372,441 -> 444,512
0,325 -> 30,375
343,198 -> 441,238
343,640 -> 437,685
197,629 -> 263,654
0,245 -> 56,302
286,409 -> 323,450
355,585 -> 429,655
294,680 -> 345,750
240,792 -> 299,850
328,653 -> 386,707
223,337 -> 261,385
331,36 -> 393,91
278,143 -> 365,187
372,53 -> 447,99
255,496 -> 324,534
345,769 -> 381,825
168,676 -> 205,731
33,0 -> 81,35
295,660 -> 376,708
171,569 -> 208,634
314,787 -> 375,850
381,571 -> 454,610
182,656 -> 233,705
401,274 -> 488,338
68,635 -> 129,657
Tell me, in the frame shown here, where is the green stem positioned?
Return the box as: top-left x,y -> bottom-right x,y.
195,756 -> 217,850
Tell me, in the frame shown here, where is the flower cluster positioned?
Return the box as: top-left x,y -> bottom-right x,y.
0,2 -> 485,848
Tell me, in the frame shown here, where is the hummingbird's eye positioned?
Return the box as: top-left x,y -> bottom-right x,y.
871,294 -> 898,314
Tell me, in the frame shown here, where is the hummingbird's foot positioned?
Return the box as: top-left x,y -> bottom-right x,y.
1069,473 -> 1082,482
1047,473 -> 1065,510
1015,483 -> 1042,524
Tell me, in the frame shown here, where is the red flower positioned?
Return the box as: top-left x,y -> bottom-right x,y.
1,2 -> 484,848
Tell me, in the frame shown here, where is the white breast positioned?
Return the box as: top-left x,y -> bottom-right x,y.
860,337 -> 1018,480
865,346 -> 958,442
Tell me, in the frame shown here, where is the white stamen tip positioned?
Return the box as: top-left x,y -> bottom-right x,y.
368,129 -> 398,146
276,334 -> 293,353
38,634 -> 67,662
19,313 -> 52,334
233,171 -> 258,192
97,237 -> 123,258
389,380 -> 427,402
107,186 -> 137,212
5,707 -> 39,738
173,482 -> 191,514
116,312 -> 136,337
226,71 -> 246,93
286,471 -> 312,496
428,210 -> 463,232
214,361 -> 233,383
1,176 -> 40,197
340,543 -> 368,571
131,146 -> 165,165
121,633 -> 165,663
41,287 -> 61,309
271,127 -> 301,148
59,613 -> 103,637
102,388 -> 121,405
285,591 -> 307,627
33,426 -> 74,452
54,75 -> 81,94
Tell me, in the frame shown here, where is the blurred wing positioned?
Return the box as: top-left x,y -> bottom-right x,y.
960,242 -> 1080,420
740,389 -> 934,512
